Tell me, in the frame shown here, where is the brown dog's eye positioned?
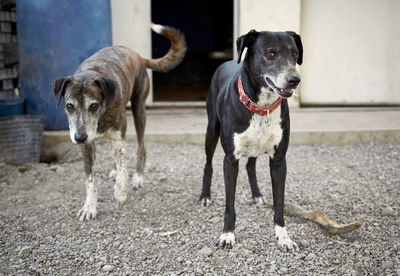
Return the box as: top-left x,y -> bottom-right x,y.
266,52 -> 275,57
293,52 -> 298,57
89,103 -> 99,112
66,103 -> 75,112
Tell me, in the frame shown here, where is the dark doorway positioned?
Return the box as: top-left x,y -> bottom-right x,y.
151,0 -> 233,102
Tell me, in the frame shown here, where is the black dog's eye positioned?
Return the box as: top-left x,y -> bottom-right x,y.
89,103 -> 99,112
66,103 -> 75,112
266,52 -> 275,57
293,52 -> 299,58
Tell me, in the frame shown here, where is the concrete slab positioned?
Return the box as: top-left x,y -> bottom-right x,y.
42,107 -> 400,147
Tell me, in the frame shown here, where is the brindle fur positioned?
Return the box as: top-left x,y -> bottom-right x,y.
52,24 -> 186,221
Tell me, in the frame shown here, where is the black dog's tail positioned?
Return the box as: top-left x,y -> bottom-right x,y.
143,23 -> 187,72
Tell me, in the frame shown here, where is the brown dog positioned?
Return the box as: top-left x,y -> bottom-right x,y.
52,24 -> 186,221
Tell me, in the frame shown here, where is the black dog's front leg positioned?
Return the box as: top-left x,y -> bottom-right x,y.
270,154 -> 298,251
77,142 -> 98,221
246,157 -> 266,205
217,153 -> 239,249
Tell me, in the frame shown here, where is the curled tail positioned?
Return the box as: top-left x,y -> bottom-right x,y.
144,24 -> 187,72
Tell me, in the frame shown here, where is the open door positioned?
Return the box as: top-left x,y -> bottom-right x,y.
151,0 -> 233,102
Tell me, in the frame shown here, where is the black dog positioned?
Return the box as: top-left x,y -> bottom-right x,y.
200,29 -> 303,250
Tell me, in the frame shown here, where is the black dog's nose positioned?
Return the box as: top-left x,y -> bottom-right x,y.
286,75 -> 301,86
74,133 -> 88,143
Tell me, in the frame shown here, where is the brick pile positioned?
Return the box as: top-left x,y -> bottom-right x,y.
0,0 -> 18,95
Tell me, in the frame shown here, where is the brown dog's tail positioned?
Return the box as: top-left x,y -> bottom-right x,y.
144,24 -> 187,72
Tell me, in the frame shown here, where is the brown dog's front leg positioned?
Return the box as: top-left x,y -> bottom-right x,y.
77,142 -> 98,221
111,138 -> 128,205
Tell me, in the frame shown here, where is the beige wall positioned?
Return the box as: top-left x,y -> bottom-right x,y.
236,0 -> 302,107
110,0 -> 153,104
300,0 -> 400,105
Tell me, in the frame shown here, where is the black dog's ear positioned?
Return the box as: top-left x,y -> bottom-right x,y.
94,77 -> 115,108
52,77 -> 71,107
286,31 -> 303,65
236,29 -> 259,63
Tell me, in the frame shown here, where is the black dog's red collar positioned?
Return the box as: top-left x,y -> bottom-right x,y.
238,75 -> 282,116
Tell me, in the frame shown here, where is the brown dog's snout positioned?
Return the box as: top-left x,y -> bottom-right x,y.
74,133 -> 88,144
286,75 -> 301,87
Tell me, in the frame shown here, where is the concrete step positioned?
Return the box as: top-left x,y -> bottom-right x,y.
43,107 -> 400,147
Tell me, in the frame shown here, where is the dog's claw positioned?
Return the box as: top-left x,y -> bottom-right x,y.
200,197 -> 212,207
77,205 -> 97,221
277,240 -> 299,252
216,232 -> 235,249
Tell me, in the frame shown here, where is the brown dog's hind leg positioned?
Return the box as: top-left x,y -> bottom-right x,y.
130,71 -> 149,190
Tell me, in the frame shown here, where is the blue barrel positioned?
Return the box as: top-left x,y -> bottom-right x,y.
16,0 -> 112,129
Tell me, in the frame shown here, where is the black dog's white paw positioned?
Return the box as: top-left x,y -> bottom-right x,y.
216,232 -> 235,249
200,197 -> 212,207
275,225 -> 299,251
252,196 -> 267,206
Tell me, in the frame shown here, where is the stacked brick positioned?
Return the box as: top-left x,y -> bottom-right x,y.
0,0 -> 18,95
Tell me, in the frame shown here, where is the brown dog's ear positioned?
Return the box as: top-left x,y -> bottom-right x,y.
286,31 -> 303,65
52,77 -> 71,107
94,77 -> 115,108
236,29 -> 259,63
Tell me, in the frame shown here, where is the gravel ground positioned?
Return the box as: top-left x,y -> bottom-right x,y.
0,140 -> 399,275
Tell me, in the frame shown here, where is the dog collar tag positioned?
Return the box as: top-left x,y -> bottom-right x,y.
238,76 -> 282,116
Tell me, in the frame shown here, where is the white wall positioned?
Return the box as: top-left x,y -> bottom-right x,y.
110,0 -> 153,104
300,0 -> 400,105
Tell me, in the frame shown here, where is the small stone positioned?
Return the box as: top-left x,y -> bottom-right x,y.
38,257 -> 44,263
17,166 -> 28,173
300,240 -> 310,247
19,246 -> 33,255
312,230 -> 322,236
382,261 -> 393,269
354,262 -> 361,269
382,206 -> 394,216
209,216 -> 219,223
102,264 -> 114,272
346,163 -> 358,168
304,253 -> 317,261
198,247 -> 213,257
88,257 -> 94,264
159,230 -> 178,237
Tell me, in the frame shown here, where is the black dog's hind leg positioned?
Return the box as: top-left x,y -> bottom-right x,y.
246,157 -> 266,205
200,118 -> 220,206
200,86 -> 220,206
216,153 -> 239,249
270,154 -> 298,251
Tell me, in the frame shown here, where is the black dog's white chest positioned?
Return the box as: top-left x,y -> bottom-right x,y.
233,108 -> 283,159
